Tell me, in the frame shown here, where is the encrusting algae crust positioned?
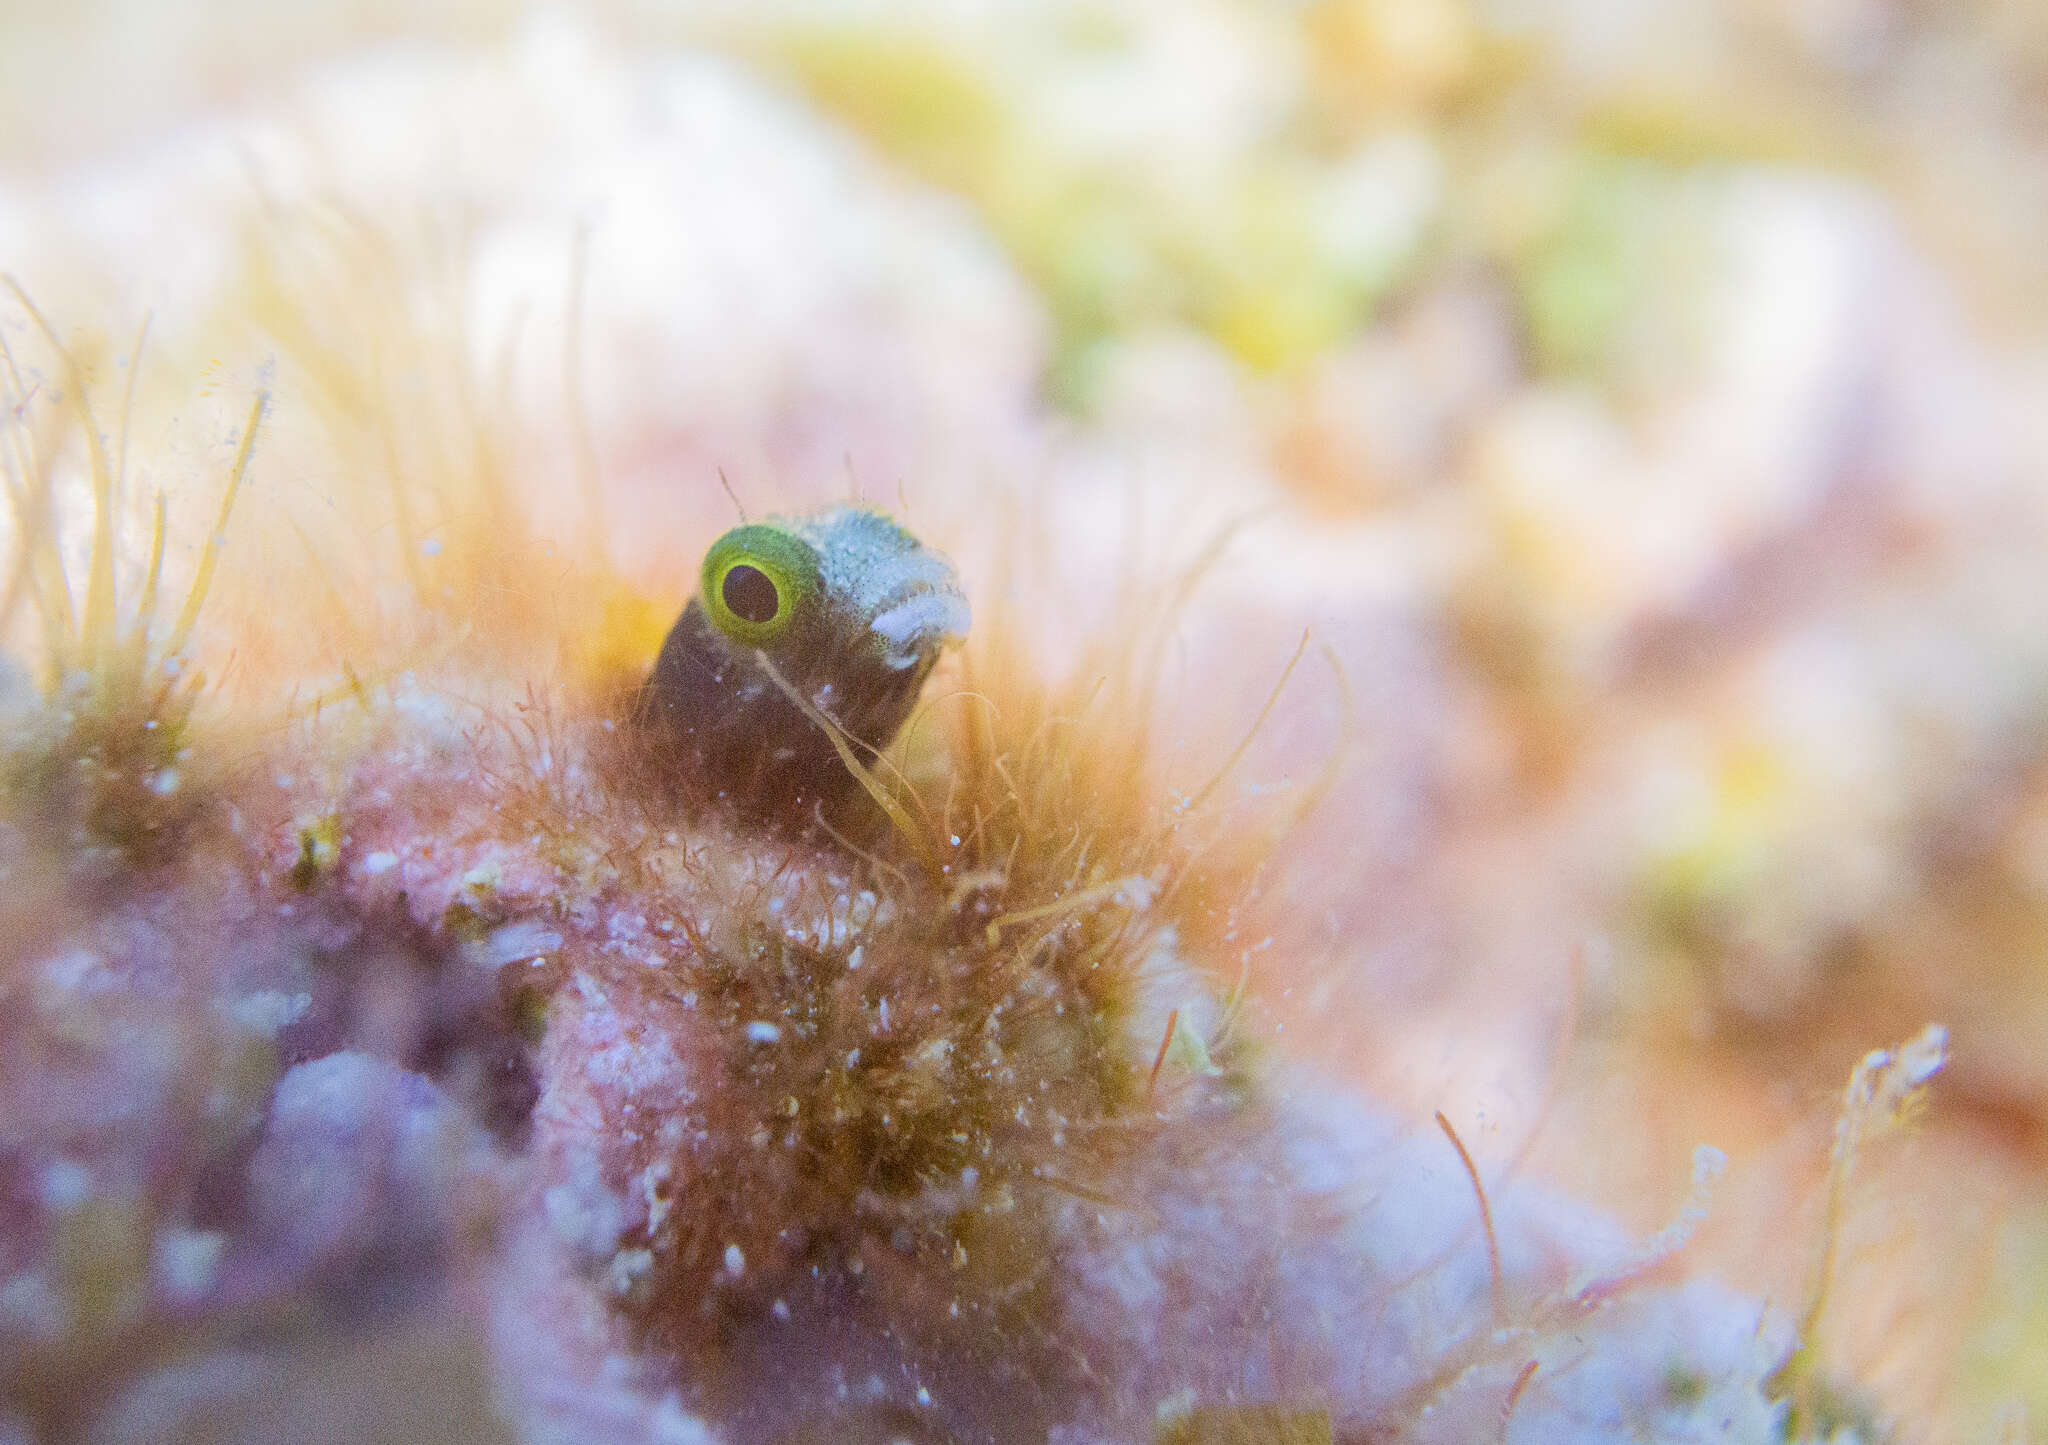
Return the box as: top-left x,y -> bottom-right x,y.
0,220 -> 1929,1443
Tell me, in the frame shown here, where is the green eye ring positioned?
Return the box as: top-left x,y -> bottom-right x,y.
700,524 -> 822,648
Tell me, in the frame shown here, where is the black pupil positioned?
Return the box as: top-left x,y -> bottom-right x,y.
722,563 -> 781,625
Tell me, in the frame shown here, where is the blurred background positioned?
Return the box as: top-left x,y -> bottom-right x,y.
3,1 -> 2046,1439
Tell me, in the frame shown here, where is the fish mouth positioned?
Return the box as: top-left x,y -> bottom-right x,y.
869,590 -> 972,669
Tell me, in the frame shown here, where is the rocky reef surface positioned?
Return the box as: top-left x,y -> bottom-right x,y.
3,11 -> 2019,1440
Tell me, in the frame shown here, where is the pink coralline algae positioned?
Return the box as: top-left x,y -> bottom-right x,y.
0,621 -> 1800,1445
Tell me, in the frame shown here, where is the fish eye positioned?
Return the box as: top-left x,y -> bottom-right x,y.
721,563 -> 780,624
700,523 -> 821,646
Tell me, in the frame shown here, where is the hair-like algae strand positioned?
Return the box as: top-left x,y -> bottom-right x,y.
1,282 -> 266,868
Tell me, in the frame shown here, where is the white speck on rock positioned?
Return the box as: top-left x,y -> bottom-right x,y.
476,921 -> 564,969
38,1160 -> 92,1212
544,1150 -> 626,1257
37,948 -> 107,997
607,911 -> 648,943
723,1244 -> 745,1277
640,1163 -> 673,1233
0,1272 -> 64,1339
746,1021 -> 782,1044
607,1248 -> 654,1296
648,1394 -> 715,1445
225,989 -> 312,1038
152,1229 -> 226,1303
